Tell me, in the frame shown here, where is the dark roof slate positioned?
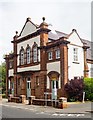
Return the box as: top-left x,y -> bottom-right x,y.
82,39 -> 93,60
48,30 -> 68,40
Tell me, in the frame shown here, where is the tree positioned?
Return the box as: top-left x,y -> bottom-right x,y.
64,78 -> 84,101
0,62 -> 6,94
84,78 -> 93,101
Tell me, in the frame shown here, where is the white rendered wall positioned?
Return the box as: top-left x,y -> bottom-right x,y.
8,69 -> 14,76
47,61 -> 60,73
68,32 -> 83,46
19,21 -> 36,39
17,64 -> 40,72
68,32 -> 84,80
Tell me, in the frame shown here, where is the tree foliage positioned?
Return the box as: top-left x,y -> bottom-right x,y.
84,78 -> 93,101
0,62 -> 6,94
64,78 -> 84,101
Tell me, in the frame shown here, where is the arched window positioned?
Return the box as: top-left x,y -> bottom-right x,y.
26,45 -> 31,64
20,47 -> 24,65
32,42 -> 38,63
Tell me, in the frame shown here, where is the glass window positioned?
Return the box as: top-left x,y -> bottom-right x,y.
20,50 -> 24,65
27,82 -> 30,89
73,48 -> 78,62
48,51 -> 52,60
52,81 -> 58,89
27,77 -> 31,89
52,81 -> 55,89
33,46 -> 38,62
56,49 -> 60,59
27,47 -> 30,64
9,61 -> 13,69
56,81 -> 58,89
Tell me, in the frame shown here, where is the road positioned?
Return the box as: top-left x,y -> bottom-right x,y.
2,105 -> 52,118
1,105 -> 91,119
0,99 -> 93,119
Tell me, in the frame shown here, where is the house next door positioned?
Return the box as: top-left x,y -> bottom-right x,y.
51,80 -> 58,100
26,77 -> 31,99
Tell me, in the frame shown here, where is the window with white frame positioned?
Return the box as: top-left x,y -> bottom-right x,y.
20,49 -> 24,65
33,46 -> 38,62
56,49 -> 60,59
27,47 -> 31,64
48,51 -> 53,60
73,48 -> 78,62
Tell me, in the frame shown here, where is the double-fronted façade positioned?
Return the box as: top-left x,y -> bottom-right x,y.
5,17 -> 93,102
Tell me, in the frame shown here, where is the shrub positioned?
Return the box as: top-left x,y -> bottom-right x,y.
64,78 -> 84,102
84,78 -> 93,101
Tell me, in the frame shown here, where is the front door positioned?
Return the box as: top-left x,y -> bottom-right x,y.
11,82 -> 14,95
9,79 -> 14,95
51,80 -> 58,100
26,77 -> 31,99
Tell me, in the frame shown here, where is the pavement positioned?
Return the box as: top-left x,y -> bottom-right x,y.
1,99 -> 92,115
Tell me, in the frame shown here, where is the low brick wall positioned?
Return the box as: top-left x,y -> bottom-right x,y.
8,96 -> 21,103
7,96 -> 68,109
32,99 -> 59,107
8,95 -> 27,104
11,97 -> 21,103
32,99 -> 45,106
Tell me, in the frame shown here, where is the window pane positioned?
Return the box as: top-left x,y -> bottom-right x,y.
27,82 -> 29,89
73,48 -> 78,62
48,52 -> 52,60
27,48 -> 30,64
56,81 -> 58,89
20,50 -> 24,65
53,81 -> 54,89
56,49 -> 60,59
33,47 -> 37,62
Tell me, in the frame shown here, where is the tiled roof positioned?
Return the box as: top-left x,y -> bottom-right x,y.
48,30 -> 68,40
82,39 -> 93,60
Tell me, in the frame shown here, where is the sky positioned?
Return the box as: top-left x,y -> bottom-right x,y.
0,0 -> 91,64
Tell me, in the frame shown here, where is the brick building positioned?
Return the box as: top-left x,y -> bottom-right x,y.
5,17 -> 93,102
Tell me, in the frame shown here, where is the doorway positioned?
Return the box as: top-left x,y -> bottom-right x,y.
26,77 -> 31,99
51,80 -> 58,100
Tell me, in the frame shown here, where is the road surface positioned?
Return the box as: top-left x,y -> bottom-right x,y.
0,99 -> 92,119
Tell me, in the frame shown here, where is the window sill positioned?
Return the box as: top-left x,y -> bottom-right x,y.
47,59 -> 60,63
72,62 -> 80,64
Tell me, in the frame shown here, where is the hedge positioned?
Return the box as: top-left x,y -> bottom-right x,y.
84,78 -> 93,101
